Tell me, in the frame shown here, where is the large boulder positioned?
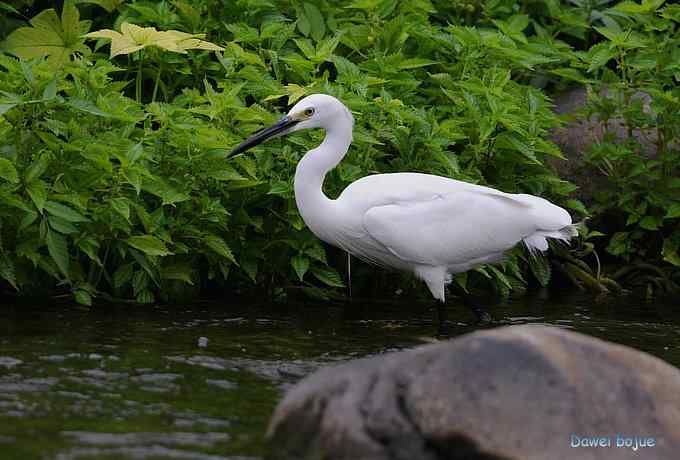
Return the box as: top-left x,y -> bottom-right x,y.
267,325 -> 680,460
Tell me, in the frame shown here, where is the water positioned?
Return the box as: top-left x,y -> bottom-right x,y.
1,291 -> 679,459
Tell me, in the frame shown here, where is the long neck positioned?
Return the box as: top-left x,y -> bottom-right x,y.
294,118 -> 352,240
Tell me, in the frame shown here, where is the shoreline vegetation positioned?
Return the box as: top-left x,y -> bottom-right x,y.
0,0 -> 678,306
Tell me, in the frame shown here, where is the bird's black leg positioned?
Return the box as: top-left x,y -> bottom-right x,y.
463,297 -> 492,324
436,301 -> 451,335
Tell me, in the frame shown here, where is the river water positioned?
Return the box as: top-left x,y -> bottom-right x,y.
1,291 -> 679,459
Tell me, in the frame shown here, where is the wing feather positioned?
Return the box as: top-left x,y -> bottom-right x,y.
362,191 -> 539,267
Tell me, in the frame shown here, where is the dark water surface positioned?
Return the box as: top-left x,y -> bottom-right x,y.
1,291 -> 679,459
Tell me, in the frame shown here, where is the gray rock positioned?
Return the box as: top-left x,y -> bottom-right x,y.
549,87 -> 660,203
267,325 -> 680,460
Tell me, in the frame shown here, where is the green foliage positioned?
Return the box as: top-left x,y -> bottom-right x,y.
572,1 -> 680,293
0,0 -> 677,304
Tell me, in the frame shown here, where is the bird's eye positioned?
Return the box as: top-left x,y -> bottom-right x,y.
304,107 -> 315,117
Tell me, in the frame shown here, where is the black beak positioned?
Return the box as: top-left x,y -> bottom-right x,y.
230,115 -> 300,155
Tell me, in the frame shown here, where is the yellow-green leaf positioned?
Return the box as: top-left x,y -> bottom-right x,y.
0,1 -> 91,67
85,22 -> 223,58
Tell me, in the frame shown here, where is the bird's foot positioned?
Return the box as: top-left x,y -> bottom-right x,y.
434,302 -> 491,336
470,306 -> 492,325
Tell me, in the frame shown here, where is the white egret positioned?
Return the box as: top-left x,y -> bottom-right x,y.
231,94 -> 576,320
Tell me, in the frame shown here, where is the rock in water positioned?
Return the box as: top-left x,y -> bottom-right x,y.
267,325 -> 680,460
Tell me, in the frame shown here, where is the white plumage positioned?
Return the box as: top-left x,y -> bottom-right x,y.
231,94 -> 577,302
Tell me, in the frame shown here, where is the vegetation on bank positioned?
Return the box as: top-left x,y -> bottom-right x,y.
0,0 -> 678,305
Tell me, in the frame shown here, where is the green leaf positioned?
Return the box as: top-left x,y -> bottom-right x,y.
268,181 -> 291,195
203,235 -> 237,264
550,68 -> 590,84
78,238 -> 101,266
565,199 -> 589,216
662,238 -> 680,267
74,289 -> 92,306
639,216 -> 659,230
291,254 -> 309,282
241,257 -> 258,282
110,197 -> 130,221
665,203 -> 680,219
588,45 -> 616,73
75,0 -> 125,13
0,158 -> 19,183
66,98 -> 110,117
136,289 -> 154,303
48,215 -> 79,234
303,3 -> 325,42
126,235 -> 172,257
25,158 -> 50,183
46,230 -> 70,277
42,78 -> 58,100
296,10 -> 311,37
529,254 -> 551,287
142,178 -> 191,206
44,200 -> 89,222
161,262 -> 194,285
113,263 -> 133,288
305,245 -> 327,264
316,35 -> 341,61
495,133 -> 540,164
607,232 -> 629,256
0,2 -> 22,15
311,266 -> 345,287
397,58 -> 438,70
206,166 -> 246,182
0,103 -> 18,115
293,38 -> 316,60
0,254 -> 18,290
225,22 -> 259,43
26,180 -> 48,212
19,211 -> 39,231
124,169 -> 142,195
615,0 -> 665,13
488,265 -> 512,291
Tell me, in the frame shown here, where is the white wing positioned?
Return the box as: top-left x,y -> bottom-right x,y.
362,190 -> 561,268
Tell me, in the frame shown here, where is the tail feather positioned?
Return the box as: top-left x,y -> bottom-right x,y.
523,224 -> 578,256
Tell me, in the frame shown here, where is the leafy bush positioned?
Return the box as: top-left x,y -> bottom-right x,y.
0,0 -> 677,304
569,1 -> 680,294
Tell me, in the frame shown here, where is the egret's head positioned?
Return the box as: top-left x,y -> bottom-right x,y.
230,94 -> 353,155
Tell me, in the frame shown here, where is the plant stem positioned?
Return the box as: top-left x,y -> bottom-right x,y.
136,51 -> 143,103
152,62 -> 162,103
